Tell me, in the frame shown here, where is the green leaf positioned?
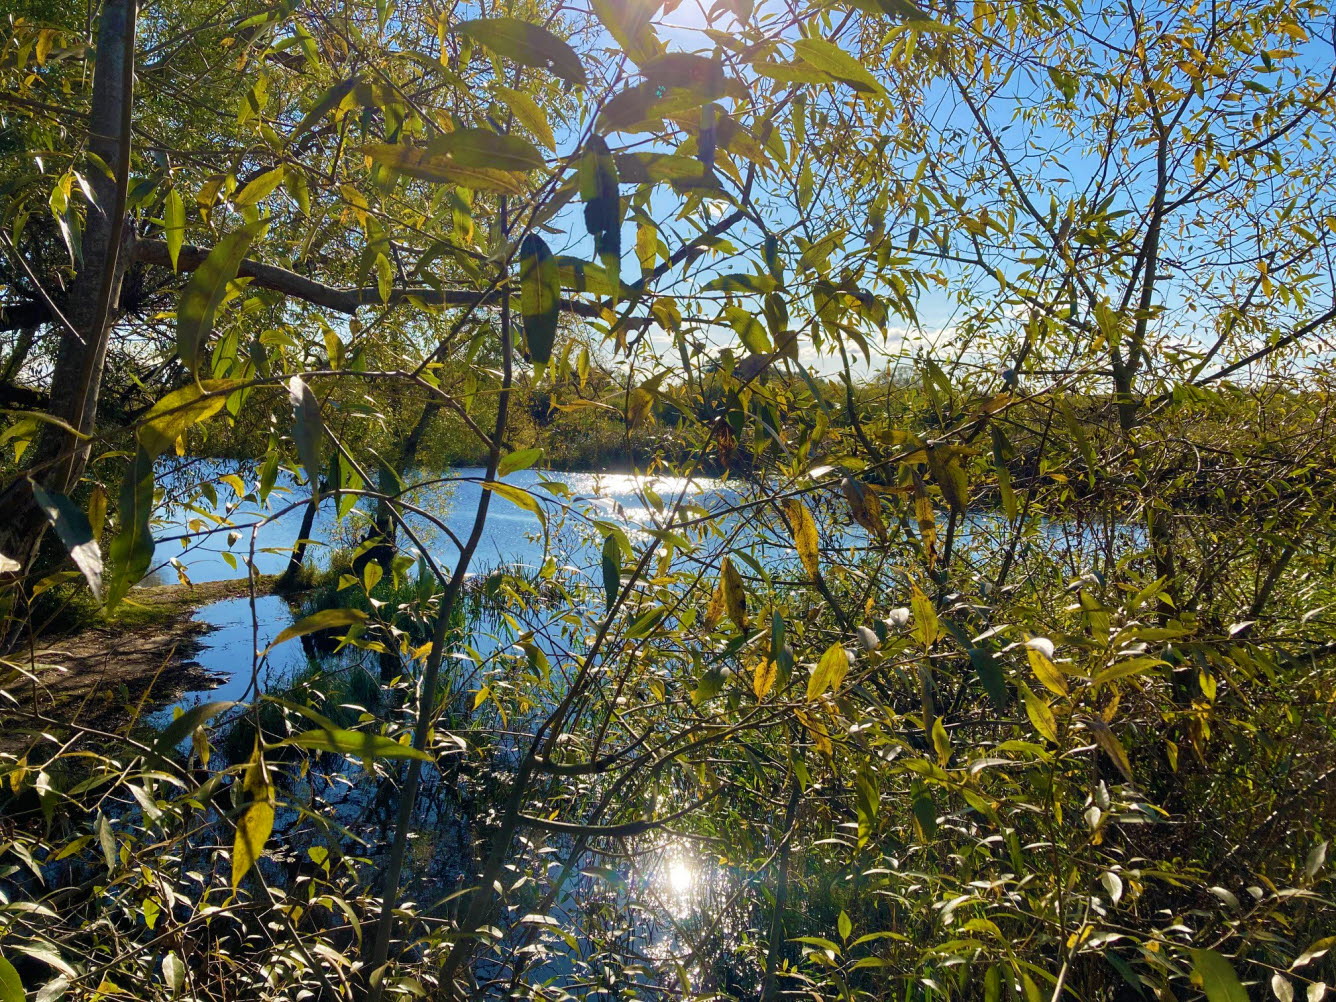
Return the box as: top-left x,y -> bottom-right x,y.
30,482 -> 102,600
106,447 -> 156,609
1027,645 -> 1068,696
291,76 -> 358,139
177,220 -> 264,373
589,0 -> 660,64
428,128 -> 545,171
791,37 -> 886,96
97,812 -> 117,873
457,18 -> 588,87
601,532 -> 621,612
278,726 -> 432,762
494,85 -> 555,149
263,608 -> 368,654
727,306 -> 772,354
153,701 -> 237,757
580,136 -> 621,293
483,481 -> 545,524
139,379 -> 238,457
164,188 -> 184,272
912,788 -> 937,839
969,647 -> 1008,709
0,953 -> 24,1002
704,273 -> 778,294
162,951 -> 186,995
555,256 -> 633,298
691,667 -> 726,705
231,800 -> 274,889
1021,683 -> 1058,743
519,234 -> 560,365
288,376 -> 324,486
626,606 -> 667,639
1191,949 -> 1249,1002
363,143 -> 530,194
807,642 -> 849,701
233,166 -> 285,207
498,447 -> 543,477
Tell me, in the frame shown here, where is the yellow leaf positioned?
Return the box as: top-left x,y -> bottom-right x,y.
926,445 -> 970,514
910,585 -> 939,648
785,498 -> 821,579
362,143 -> 530,194
721,556 -> 748,630
911,472 -> 937,567
752,658 -> 777,700
231,800 -> 274,889
931,716 -> 951,766
1021,684 -> 1058,742
796,708 -> 833,758
1027,647 -> 1069,696
842,476 -> 886,541
704,578 -> 726,629
1086,717 -> 1134,782
807,642 -> 849,701
138,380 -> 239,457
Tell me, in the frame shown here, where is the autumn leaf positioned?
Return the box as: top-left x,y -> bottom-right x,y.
785,498 -> 821,579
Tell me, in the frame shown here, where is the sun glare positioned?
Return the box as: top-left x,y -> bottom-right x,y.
666,856 -> 695,895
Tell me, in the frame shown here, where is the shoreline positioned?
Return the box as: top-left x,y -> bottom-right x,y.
0,576 -> 283,746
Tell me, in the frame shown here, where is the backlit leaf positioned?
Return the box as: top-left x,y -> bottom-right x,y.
279,727 -> 431,762
785,498 -> 820,579
164,188 -> 184,272
752,658 -> 777,700
457,18 -> 587,87
721,555 -> 748,630
428,128 -> 545,171
602,533 -> 621,611
288,376 -> 324,486
494,86 -> 556,149
519,234 -> 559,365
263,608 -> 368,653
177,220 -> 264,373
231,801 -> 274,889
363,143 -> 530,194
139,380 -> 238,457
807,642 -> 849,700
791,37 -> 886,96
498,447 -> 543,477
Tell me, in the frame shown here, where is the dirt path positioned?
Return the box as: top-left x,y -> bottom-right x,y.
1,577 -> 283,743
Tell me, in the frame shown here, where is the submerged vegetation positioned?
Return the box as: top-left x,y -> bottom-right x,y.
2,0 -> 1336,1000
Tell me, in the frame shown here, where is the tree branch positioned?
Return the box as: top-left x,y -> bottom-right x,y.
132,238 -> 611,320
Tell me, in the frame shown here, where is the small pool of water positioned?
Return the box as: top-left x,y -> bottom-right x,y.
147,595 -> 311,726
146,466 -> 745,719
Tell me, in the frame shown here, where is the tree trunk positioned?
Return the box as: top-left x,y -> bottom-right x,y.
276,492 -> 323,590
0,0 -> 137,574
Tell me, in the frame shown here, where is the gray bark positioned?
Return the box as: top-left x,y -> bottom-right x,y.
0,0 -> 137,573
